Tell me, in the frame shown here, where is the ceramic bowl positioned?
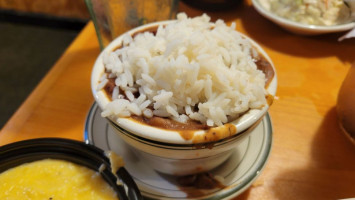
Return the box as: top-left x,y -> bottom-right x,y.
91,20 -> 277,175
0,138 -> 142,200
252,0 -> 355,35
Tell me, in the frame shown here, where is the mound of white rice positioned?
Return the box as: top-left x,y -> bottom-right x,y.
98,13 -> 268,127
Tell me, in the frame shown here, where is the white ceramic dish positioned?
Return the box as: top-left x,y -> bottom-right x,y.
84,103 -> 273,200
91,20 -> 277,175
252,0 -> 355,35
91,20 -> 277,145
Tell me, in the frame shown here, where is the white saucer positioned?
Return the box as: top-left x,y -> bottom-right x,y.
84,103 -> 273,200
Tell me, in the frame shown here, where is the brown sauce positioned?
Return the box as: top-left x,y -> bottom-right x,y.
177,172 -> 225,189
176,172 -> 226,198
104,78 -> 116,95
192,124 -> 236,145
131,116 -> 205,141
255,56 -> 275,88
131,115 -> 237,145
266,94 -> 274,106
132,115 -> 208,131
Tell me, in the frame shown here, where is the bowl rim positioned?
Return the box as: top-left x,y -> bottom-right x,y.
0,138 -> 142,200
106,113 -> 262,148
252,0 -> 355,34
91,20 -> 277,144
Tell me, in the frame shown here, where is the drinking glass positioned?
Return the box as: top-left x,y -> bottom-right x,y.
85,0 -> 179,49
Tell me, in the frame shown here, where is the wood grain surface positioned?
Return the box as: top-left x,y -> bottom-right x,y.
1,1 -> 354,199
0,0 -> 89,19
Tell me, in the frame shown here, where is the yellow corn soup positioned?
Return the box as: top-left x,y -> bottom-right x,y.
0,159 -> 117,200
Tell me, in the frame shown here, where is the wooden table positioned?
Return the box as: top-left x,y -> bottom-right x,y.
1,1 -> 354,199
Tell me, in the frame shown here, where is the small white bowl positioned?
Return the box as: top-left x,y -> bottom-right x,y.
252,0 -> 355,35
91,20 -> 277,175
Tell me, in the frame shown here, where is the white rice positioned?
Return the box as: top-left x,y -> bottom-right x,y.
99,13 -> 268,127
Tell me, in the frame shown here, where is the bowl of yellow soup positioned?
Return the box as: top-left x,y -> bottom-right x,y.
0,138 -> 142,200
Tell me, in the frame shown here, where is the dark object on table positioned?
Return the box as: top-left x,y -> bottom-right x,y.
181,0 -> 242,11
336,63 -> 355,145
